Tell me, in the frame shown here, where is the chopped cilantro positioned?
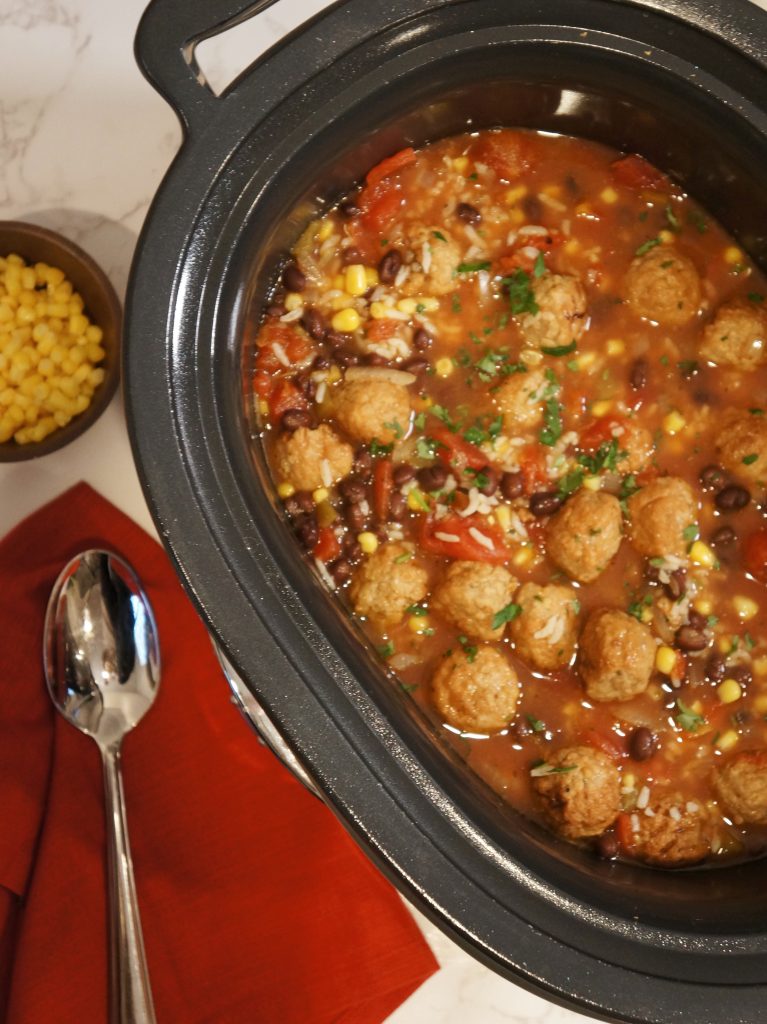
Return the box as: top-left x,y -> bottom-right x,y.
457,260 -> 491,273
383,420 -> 404,439
413,411 -> 426,430
458,635 -> 478,663
503,269 -> 539,316
541,340 -> 577,357
526,715 -> 546,733
635,237 -> 661,257
748,292 -> 765,303
400,682 -> 418,693
687,210 -> 708,233
406,605 -> 429,616
529,762 -> 577,777
577,438 -> 623,474
431,404 -> 458,431
539,397 -> 563,446
682,524 -> 699,544
369,438 -> 394,457
627,594 -> 652,621
619,474 -> 639,500
743,453 -> 759,465
491,603 -> 522,630
451,293 -> 462,313
707,615 -> 719,628
533,252 -> 546,278
557,469 -> 585,497
432,230 -> 447,242
394,550 -> 415,564
749,408 -> 764,416
377,641 -> 395,658
676,698 -> 705,733
745,632 -> 756,650
665,205 -> 681,232
678,359 -> 699,377
416,435 -> 443,460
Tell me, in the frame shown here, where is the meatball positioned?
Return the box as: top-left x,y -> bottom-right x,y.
624,245 -> 701,326
626,477 -> 698,558
349,541 -> 428,630
630,795 -> 713,866
517,273 -> 588,350
713,750 -> 767,825
509,581 -> 580,672
700,298 -> 767,370
400,224 -> 462,297
613,419 -> 654,474
546,490 -> 623,583
432,645 -> 519,734
715,408 -> 767,482
532,746 -> 621,840
431,561 -> 517,641
493,366 -> 550,432
273,424 -> 354,492
578,608 -> 655,702
334,377 -> 411,445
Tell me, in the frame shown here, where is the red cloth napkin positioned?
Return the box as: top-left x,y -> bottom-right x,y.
0,482 -> 437,1023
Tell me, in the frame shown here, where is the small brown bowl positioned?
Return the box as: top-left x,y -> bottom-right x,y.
0,220 -> 121,462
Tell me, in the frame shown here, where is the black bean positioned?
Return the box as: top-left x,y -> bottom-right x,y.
340,476 -> 367,503
296,515 -> 318,550
629,357 -> 648,391
342,532 -> 361,556
729,664 -> 753,687
675,625 -> 710,652
456,202 -> 482,224
687,609 -> 708,631
301,307 -> 327,341
715,485 -> 750,511
699,464 -> 727,491
293,371 -> 316,400
663,568 -> 687,600
338,200 -> 361,219
283,496 -> 301,519
281,408 -> 311,432
312,355 -> 330,371
501,471 -> 524,501
295,490 -> 315,514
413,327 -> 432,351
325,329 -> 352,349
341,247 -> 364,266
629,726 -> 657,762
389,492 -> 406,521
330,558 -> 352,584
346,502 -> 368,532
336,350 -> 360,367
266,302 -> 286,319
477,466 -> 499,497
393,464 -> 416,487
417,464 -> 448,492
282,262 -> 306,293
354,449 -> 373,478
521,194 -> 543,221
595,832 -> 619,860
364,353 -> 390,367
378,248 -> 402,285
705,653 -> 727,682
711,524 -> 737,548
402,357 -> 430,376
529,491 -> 565,517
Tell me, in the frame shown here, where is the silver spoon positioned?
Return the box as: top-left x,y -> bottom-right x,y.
44,549 -> 160,1024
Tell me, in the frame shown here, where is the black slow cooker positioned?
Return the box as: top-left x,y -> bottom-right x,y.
126,1 -> 767,1020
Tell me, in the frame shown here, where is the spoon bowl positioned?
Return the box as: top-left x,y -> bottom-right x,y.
44,549 -> 160,1024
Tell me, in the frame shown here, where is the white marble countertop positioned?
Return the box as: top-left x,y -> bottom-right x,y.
1,2 -> 765,1022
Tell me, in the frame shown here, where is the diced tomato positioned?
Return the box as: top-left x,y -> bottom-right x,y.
579,728 -> 626,761
419,513 -> 509,564
257,322 -> 314,366
579,416 -> 622,452
373,458 -> 394,521
254,371 -> 273,399
615,812 -> 637,854
518,444 -> 549,495
428,423 -> 487,473
364,147 -> 417,190
366,318 -> 402,342
744,529 -> 767,584
359,186 -> 406,235
470,133 -> 531,182
313,526 -> 341,564
610,154 -> 669,191
268,380 -> 308,423
496,228 -> 563,274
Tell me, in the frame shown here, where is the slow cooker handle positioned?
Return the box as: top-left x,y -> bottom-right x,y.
135,0 -> 280,134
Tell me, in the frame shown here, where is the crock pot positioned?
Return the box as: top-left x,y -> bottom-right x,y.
126,1 -> 767,1020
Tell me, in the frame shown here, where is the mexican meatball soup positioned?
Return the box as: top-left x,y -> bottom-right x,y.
250,129 -> 767,868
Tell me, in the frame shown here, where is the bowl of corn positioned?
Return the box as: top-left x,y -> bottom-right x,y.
0,220 -> 121,461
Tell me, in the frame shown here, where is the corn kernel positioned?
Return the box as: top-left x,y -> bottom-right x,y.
508,208 -> 525,226
717,678 -> 742,704
600,186 -> 618,204
495,505 -> 512,532
332,274 -> 345,290
312,487 -> 329,504
733,595 -> 759,620
591,399 -> 612,418
563,238 -> 580,255
754,659 -> 767,678
582,475 -> 601,491
505,185 -> 527,205
407,489 -> 430,512
331,308 -> 361,333
415,297 -> 439,313
316,219 -> 333,242
724,246 -> 743,265
369,301 -> 400,320
452,156 -> 469,173
623,773 -> 636,792
663,410 -> 686,435
693,597 -> 712,616
718,636 -> 732,654
715,730 -> 739,752
408,615 -> 431,634
689,540 -> 716,568
397,298 -> 418,315
641,605 -> 654,624
357,531 -> 379,554
606,338 -> 625,356
327,365 -> 342,384
512,545 -> 534,567
574,351 -> 596,370
753,693 -> 767,712
656,645 -> 678,675
658,229 -> 675,244
316,501 -> 336,528
283,292 -> 303,312
435,357 -> 454,378
68,313 -> 88,336
365,267 -> 379,288
345,264 -> 368,297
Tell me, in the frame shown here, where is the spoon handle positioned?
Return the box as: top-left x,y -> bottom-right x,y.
102,743 -> 158,1024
